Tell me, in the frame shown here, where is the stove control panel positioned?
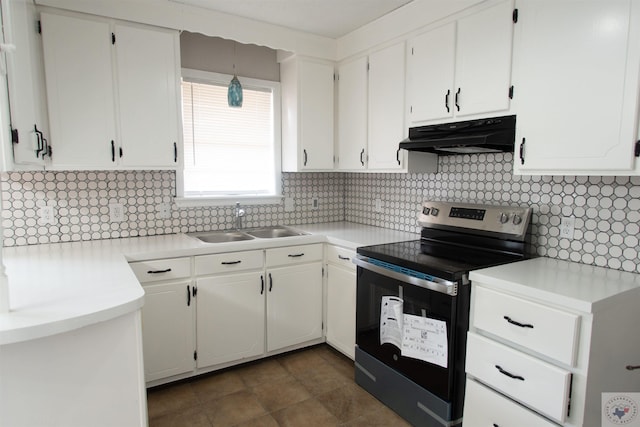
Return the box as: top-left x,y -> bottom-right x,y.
418,201 -> 532,241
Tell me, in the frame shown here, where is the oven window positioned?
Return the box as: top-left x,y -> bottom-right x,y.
356,266 -> 459,401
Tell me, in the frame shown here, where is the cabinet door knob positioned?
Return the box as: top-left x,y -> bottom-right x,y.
221,260 -> 242,265
455,87 -> 461,112
187,285 -> 191,306
174,142 -> 178,163
111,140 -> 116,162
396,148 -> 401,166
147,268 -> 172,274
303,149 -> 308,166
360,149 -> 365,166
519,138 -> 526,165
338,255 -> 350,261
269,273 -> 273,292
287,253 -> 304,258
626,365 -> 640,371
260,275 -> 264,295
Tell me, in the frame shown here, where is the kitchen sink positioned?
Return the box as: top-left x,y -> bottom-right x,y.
189,231 -> 255,243
245,226 -> 308,239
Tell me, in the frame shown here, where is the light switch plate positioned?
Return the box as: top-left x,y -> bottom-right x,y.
284,197 -> 294,212
374,199 -> 383,212
39,206 -> 55,225
157,203 -> 171,219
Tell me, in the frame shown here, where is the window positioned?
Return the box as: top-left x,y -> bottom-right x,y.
178,69 -> 281,204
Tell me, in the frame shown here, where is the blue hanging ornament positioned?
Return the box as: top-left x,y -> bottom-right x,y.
228,75 -> 243,107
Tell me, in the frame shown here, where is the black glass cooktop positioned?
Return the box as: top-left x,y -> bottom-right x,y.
356,240 -> 525,282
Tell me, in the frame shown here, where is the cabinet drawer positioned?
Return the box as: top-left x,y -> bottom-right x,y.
266,244 -> 323,267
129,257 -> 191,283
472,286 -> 580,366
326,245 -> 356,271
195,250 -> 264,276
466,332 -> 572,423
464,379 -> 559,427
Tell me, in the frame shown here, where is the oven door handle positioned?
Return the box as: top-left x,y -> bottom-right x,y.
353,256 -> 458,296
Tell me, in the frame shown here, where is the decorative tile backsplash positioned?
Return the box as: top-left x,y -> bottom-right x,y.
345,153 -> 640,274
0,171 -> 343,246
1,153 -> 639,274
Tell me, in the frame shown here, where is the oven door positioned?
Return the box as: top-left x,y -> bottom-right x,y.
354,256 -> 463,402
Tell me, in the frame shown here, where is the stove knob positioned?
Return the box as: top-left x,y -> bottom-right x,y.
499,212 -> 510,224
512,214 -> 522,225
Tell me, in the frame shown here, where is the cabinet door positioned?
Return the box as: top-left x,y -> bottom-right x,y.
406,23 -> 455,125
41,13 -> 117,169
455,0 -> 514,117
141,281 -> 194,382
114,23 -> 179,168
3,0 -> 49,168
299,60 -> 334,170
326,264 -> 356,359
196,272 -> 265,368
337,56 -> 368,170
368,42 -> 406,171
513,1 -> 640,174
266,262 -> 323,352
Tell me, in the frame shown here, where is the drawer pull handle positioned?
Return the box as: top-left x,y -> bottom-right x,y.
503,316 -> 534,329
495,365 -> 525,381
627,365 -> 640,371
221,260 -> 242,265
338,255 -> 351,261
147,268 -> 172,274
288,253 -> 305,258
260,275 -> 265,295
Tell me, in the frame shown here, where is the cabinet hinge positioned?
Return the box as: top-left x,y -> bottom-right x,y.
111,32 -> 116,45
367,62 -> 370,72
193,350 -> 197,361
10,127 -> 18,144
37,20 -> 42,34
410,106 -> 413,114
635,140 -> 640,157
322,267 -> 325,277
411,47 -> 414,55
512,8 -> 519,23
508,85 -> 514,99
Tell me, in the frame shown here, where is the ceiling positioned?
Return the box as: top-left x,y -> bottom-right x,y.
171,0 -> 414,38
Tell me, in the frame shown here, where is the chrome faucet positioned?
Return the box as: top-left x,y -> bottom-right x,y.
235,202 -> 245,230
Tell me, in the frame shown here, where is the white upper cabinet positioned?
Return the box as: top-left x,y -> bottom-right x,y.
2,0 -> 50,169
512,0 -> 640,175
407,0 -> 515,126
337,42 -> 437,172
368,42 -> 408,170
280,56 -> 334,171
337,56 -> 368,171
114,23 -> 180,168
40,12 -> 180,170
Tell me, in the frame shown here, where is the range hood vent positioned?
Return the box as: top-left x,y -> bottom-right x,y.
399,115 -> 516,155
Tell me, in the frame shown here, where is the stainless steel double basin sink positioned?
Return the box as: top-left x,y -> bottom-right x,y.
188,226 -> 308,244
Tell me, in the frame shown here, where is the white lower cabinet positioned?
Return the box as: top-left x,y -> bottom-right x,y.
265,245 -> 323,352
466,258 -> 640,427
133,244 -> 324,385
196,272 -> 265,368
141,280 -> 195,382
325,246 -> 357,359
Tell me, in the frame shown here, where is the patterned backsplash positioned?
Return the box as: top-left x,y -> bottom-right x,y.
1,153 -> 639,274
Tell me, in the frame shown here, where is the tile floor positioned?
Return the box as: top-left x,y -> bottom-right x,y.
147,344 -> 412,427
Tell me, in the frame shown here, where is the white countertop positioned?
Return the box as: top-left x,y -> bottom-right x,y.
0,222 -> 418,345
470,257 -> 640,313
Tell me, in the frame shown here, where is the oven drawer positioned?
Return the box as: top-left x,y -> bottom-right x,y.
472,286 -> 580,366
466,332 -> 571,423
464,378 -> 560,427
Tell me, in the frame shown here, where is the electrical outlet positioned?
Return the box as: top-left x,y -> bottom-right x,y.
374,199 -> 383,212
39,206 -> 55,225
284,197 -> 295,212
157,203 -> 171,219
311,198 -> 319,210
109,203 -> 125,222
560,216 -> 575,239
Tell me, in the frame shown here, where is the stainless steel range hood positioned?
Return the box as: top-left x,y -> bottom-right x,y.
399,115 -> 516,155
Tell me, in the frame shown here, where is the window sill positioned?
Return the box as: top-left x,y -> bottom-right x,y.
174,195 -> 284,208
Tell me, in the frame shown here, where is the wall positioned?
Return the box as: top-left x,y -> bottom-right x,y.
345,153 -> 640,274
180,32 -> 280,82
0,171 -> 343,246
